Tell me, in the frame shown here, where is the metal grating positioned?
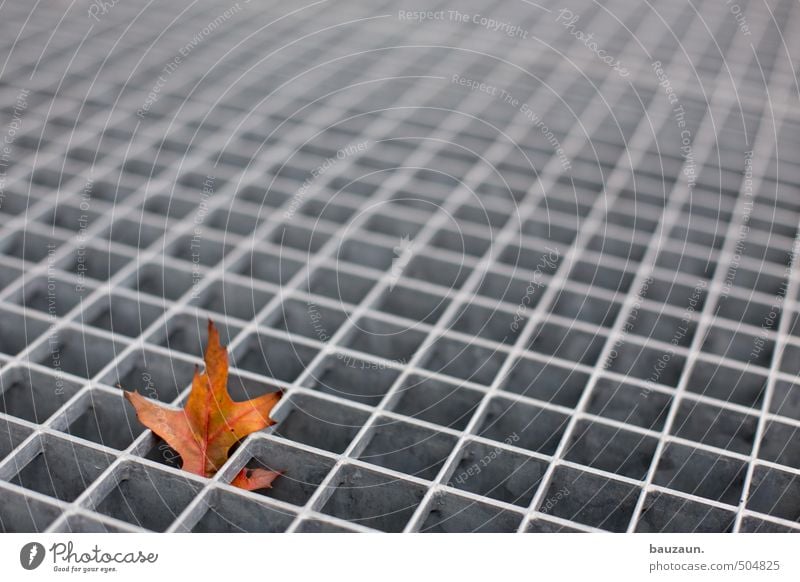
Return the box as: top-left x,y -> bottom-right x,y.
0,0 -> 799,533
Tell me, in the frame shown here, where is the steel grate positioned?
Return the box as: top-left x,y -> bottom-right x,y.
0,0 -> 799,533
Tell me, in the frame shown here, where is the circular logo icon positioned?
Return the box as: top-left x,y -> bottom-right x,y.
20,542 -> 45,570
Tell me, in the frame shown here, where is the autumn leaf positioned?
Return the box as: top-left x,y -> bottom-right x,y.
124,320 -> 282,490
230,467 -> 281,491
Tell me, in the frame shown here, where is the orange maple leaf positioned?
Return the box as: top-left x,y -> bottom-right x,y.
124,320 -> 282,491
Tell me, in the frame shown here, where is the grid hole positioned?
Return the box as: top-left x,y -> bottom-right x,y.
7,435 -> 113,502
273,394 -> 369,454
357,416 -> 457,481
653,443 -> 746,505
190,488 -> 296,533
91,462 -> 203,531
420,491 -> 523,533
320,464 -> 426,532
391,375 -> 483,430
